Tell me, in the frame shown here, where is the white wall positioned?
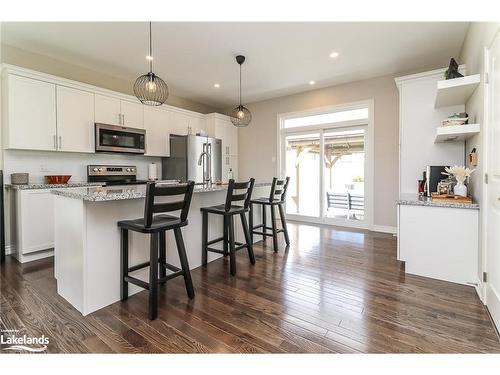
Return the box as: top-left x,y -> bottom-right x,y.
236,74 -> 400,229
459,22 -> 500,294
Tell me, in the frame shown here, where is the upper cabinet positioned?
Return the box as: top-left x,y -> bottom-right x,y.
1,66 -> 237,159
94,94 -> 121,125
56,86 -> 95,153
143,106 -> 170,157
121,99 -> 144,128
95,94 -> 144,129
4,74 -> 57,151
209,114 -> 238,156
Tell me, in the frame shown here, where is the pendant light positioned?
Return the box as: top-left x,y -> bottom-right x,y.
134,22 -> 169,106
230,55 -> 252,127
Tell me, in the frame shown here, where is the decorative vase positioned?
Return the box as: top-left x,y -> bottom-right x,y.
454,181 -> 467,197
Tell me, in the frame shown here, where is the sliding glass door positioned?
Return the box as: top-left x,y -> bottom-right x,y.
279,103 -> 371,229
284,132 -> 321,218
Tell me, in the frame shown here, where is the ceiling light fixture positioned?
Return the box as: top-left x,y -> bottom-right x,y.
214,83 -> 220,88
329,51 -> 340,58
134,22 -> 169,106
230,55 -> 251,127
309,80 -> 316,85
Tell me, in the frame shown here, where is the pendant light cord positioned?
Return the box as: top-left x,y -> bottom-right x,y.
149,21 -> 153,73
239,63 -> 242,107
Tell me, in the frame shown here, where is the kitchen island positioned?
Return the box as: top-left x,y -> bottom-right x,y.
51,183 -> 271,315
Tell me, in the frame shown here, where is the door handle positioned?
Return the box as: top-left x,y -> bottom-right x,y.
58,136 -> 62,150
53,135 -> 57,150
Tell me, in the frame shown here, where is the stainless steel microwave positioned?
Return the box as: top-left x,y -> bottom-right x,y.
95,123 -> 146,154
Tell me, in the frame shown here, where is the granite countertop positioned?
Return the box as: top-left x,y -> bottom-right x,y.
397,194 -> 479,210
51,182 -> 272,202
6,182 -> 104,190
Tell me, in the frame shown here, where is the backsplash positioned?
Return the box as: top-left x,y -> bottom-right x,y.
2,150 -> 162,183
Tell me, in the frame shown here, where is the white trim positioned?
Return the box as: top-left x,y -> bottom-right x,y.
394,64 -> 466,87
5,244 -> 14,255
276,99 -> 374,231
372,225 -> 397,234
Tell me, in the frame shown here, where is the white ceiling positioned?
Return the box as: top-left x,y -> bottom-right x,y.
1,22 -> 469,108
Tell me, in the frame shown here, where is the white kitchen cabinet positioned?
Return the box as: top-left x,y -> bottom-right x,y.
95,94 -> 143,128
144,106 -> 170,157
14,189 -> 55,263
169,110 -> 204,136
94,93 -> 121,125
211,114 -> 238,156
121,99 -> 144,128
398,203 -> 478,285
56,86 -> 95,153
4,74 -> 57,151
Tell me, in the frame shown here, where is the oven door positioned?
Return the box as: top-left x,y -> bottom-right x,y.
95,123 -> 146,154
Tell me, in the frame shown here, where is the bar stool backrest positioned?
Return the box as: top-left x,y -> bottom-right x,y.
144,181 -> 195,227
224,178 -> 255,212
269,177 -> 290,203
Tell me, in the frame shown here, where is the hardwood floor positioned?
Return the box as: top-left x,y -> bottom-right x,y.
1,222 -> 499,353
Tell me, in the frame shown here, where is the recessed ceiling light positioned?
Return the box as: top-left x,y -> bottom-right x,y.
146,55 -> 153,61
214,83 -> 220,88
329,51 -> 339,58
309,81 -> 316,85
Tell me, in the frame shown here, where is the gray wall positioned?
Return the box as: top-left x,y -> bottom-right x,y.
236,74 -> 400,228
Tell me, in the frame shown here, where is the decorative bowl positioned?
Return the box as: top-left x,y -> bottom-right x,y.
45,175 -> 72,184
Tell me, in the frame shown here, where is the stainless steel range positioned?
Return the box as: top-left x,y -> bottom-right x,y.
87,165 -> 149,186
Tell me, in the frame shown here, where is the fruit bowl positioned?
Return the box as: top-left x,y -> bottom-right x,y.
45,175 -> 72,184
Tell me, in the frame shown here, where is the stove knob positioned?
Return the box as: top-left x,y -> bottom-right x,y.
98,168 -> 103,172
130,168 -> 135,172
126,168 -> 131,172
93,168 -> 98,172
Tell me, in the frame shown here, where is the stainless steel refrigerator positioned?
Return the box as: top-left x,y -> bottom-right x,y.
162,134 -> 222,184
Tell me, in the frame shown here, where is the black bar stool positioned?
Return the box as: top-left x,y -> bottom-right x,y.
249,177 -> 290,252
118,181 -> 195,320
201,178 -> 255,276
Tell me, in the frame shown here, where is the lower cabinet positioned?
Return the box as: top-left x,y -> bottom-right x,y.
13,187 -> 85,263
397,204 -> 478,285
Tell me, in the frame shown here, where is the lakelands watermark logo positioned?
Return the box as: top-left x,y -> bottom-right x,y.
0,322 -> 49,353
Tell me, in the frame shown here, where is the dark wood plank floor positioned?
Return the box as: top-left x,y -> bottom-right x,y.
1,222 -> 499,353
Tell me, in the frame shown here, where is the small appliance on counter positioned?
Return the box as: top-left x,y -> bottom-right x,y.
425,166 -> 449,197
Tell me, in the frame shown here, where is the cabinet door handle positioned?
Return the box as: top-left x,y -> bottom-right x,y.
122,114 -> 125,125
53,135 -> 57,150
58,136 -> 62,150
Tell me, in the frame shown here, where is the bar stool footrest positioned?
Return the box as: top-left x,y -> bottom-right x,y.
124,276 -> 150,290
159,270 -> 184,283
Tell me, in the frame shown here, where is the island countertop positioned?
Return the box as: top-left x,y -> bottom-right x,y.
397,194 -> 479,210
6,182 -> 103,190
51,182 -> 272,202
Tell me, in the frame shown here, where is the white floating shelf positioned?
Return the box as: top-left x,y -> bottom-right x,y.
435,74 -> 481,108
434,124 -> 480,143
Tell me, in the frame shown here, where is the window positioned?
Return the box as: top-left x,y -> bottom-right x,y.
283,108 -> 368,129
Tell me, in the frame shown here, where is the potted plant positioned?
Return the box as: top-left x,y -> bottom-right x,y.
441,166 -> 474,197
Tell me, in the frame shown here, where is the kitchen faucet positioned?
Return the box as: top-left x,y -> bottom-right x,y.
197,145 -> 212,185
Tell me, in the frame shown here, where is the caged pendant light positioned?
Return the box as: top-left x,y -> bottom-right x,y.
134,22 -> 169,106
230,55 -> 252,127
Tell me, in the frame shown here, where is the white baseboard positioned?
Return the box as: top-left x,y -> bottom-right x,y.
472,277 -> 485,303
486,283 -> 500,335
371,225 -> 397,234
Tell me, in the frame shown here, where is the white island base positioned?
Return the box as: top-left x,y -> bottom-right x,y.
53,184 -> 269,315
